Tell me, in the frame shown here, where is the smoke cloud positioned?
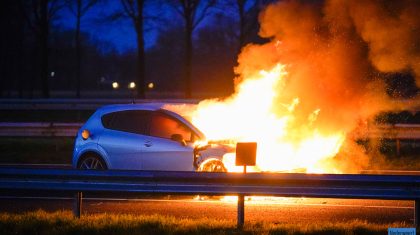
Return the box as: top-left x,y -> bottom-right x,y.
236,0 -> 420,135
345,0 -> 420,80
227,0 -> 420,172
170,0 -> 420,173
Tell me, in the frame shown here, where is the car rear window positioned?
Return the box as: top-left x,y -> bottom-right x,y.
101,110 -> 149,135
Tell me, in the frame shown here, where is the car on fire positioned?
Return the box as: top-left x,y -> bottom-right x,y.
72,104 -> 232,172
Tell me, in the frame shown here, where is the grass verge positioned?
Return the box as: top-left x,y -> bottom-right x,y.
0,210 -> 414,235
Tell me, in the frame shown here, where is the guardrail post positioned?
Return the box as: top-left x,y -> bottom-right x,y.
237,195 -> 245,229
396,139 -> 401,156
73,192 -> 82,218
415,200 -> 419,228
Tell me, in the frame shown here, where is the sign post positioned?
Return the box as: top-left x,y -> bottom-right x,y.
235,142 -> 257,229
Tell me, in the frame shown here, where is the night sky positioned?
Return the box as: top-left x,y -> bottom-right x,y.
58,1 -> 167,53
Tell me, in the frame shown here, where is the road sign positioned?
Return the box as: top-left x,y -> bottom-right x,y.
235,142 -> 257,166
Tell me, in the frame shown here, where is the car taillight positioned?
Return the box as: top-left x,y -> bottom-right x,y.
81,129 -> 90,140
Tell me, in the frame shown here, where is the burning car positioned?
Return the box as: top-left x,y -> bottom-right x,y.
72,104 -> 233,172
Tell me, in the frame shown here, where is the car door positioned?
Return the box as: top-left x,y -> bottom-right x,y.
98,110 -> 149,170
142,111 -> 195,171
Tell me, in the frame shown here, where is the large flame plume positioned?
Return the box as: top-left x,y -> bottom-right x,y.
192,64 -> 344,173
168,0 -> 420,173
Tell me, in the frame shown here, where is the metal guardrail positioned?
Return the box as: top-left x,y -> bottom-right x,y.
0,168 -> 419,228
2,122 -> 420,139
0,98 -> 200,110
0,122 -> 82,137
351,123 -> 420,155
355,124 -> 420,140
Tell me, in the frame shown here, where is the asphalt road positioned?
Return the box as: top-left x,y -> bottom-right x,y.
0,196 -> 415,225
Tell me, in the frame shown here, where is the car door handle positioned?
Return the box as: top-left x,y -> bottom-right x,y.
144,141 -> 153,147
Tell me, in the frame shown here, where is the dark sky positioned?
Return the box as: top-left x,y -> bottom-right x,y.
58,1 -> 164,53
57,1 -> 239,53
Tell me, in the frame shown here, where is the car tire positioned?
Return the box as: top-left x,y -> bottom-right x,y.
196,159 -> 226,201
197,159 -> 227,172
77,154 -> 107,170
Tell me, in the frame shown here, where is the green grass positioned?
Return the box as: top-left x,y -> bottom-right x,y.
0,210 -> 414,235
0,137 -> 73,164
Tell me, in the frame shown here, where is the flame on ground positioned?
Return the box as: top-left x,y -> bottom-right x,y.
190,64 -> 345,173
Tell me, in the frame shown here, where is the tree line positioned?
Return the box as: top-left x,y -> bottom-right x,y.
0,0 -> 274,99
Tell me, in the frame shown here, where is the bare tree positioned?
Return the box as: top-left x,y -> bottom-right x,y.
222,0 -> 264,53
120,0 -> 146,99
236,0 -> 253,50
19,0 -> 62,98
66,0 -> 99,98
168,0 -> 216,98
0,1 -> 23,97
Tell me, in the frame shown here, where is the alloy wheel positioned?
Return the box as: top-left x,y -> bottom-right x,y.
79,156 -> 106,170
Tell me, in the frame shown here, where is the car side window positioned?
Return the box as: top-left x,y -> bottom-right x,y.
149,112 -> 193,142
101,110 -> 149,135
101,112 -> 114,128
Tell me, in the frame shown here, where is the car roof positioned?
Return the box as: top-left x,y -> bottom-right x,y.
97,103 -> 166,114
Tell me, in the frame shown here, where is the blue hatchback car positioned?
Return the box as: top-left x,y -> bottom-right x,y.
73,104 -> 230,172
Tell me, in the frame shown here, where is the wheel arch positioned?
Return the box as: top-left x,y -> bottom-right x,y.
73,149 -> 110,169
77,151 -> 108,169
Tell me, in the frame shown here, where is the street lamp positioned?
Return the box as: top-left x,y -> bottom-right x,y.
128,82 -> 136,103
128,82 -> 136,89
112,82 -> 119,89
147,82 -> 154,89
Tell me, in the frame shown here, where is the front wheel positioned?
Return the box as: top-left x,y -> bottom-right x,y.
78,155 -> 107,170
197,159 -> 227,172
196,159 -> 226,200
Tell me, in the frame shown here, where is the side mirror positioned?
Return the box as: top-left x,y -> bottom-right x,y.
171,134 -> 187,146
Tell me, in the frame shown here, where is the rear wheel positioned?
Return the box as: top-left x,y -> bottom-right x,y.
78,154 -> 107,170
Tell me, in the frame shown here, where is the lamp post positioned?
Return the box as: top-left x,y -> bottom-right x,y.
111,81 -> 119,98
128,82 -> 136,103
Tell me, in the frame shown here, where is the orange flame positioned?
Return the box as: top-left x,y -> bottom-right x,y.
190,64 -> 345,173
